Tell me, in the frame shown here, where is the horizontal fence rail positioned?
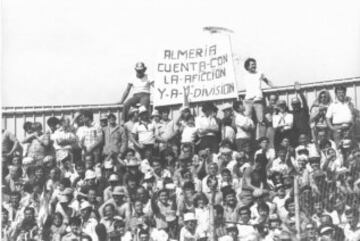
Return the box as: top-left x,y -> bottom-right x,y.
2,77 -> 360,139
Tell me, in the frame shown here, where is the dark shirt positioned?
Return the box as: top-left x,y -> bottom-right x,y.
292,108 -> 311,137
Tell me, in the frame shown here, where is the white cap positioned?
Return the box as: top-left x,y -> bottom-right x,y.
80,201 -> 92,210
183,212 -> 197,222
144,171 -> 154,180
220,147 -> 232,154
43,155 -> 55,163
112,186 -> 126,196
222,103 -> 233,111
104,160 -> 114,169
151,109 -> 160,117
84,170 -> 96,180
23,157 -> 34,165
58,194 -> 70,203
138,105 -> 148,114
109,174 -> 119,182
62,187 -> 74,195
129,106 -> 139,114
100,113 -> 108,120
165,183 -> 176,190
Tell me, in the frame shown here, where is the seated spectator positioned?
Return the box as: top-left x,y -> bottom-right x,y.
119,62 -> 153,122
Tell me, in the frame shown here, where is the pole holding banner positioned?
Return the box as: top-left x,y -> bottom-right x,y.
203,26 -> 240,100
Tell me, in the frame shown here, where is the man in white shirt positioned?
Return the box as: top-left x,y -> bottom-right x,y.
234,100 -> 255,151
344,208 -> 360,241
326,85 -> 354,146
119,62 -> 153,122
195,102 -> 220,153
130,106 -> 162,157
242,58 -> 274,139
76,110 -> 104,164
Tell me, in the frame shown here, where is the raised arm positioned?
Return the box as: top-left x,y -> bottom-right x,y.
118,83 -> 133,104
299,91 -> 309,112
294,82 -> 309,112
261,74 -> 274,88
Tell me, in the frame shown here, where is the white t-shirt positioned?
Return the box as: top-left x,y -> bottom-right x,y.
195,115 -> 218,137
181,125 -> 198,143
132,121 -> 156,145
243,72 -> 265,100
326,100 -> 353,125
272,112 -> 293,130
179,227 -> 200,241
269,158 -> 291,175
223,126 -> 236,143
234,112 -> 254,139
131,74 -> 151,94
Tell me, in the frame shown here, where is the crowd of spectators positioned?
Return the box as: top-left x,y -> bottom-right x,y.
2,59 -> 360,241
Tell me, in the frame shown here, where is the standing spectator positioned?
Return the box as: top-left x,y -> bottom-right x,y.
76,110 -> 104,164
273,100 -> 294,148
25,122 -> 54,163
2,129 -> 21,164
264,93 -> 279,148
180,115 -> 198,147
326,85 -> 354,147
52,117 -> 77,163
310,90 -> 332,140
99,113 -> 108,128
234,100 -> 255,152
131,106 -> 162,157
221,103 -> 236,145
124,106 -> 139,150
291,82 -> 311,144
47,117 -> 60,135
119,62 -> 153,122
242,58 -> 274,139
196,102 -> 220,153
103,113 -> 127,159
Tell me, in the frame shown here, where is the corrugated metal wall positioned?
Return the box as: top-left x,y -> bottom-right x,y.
2,77 -> 360,139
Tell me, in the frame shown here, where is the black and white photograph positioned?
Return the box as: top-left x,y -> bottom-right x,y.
1,0 -> 360,241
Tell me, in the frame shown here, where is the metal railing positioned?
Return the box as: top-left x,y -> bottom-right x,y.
2,76 -> 360,138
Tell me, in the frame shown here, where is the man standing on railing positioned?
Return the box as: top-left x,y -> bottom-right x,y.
242,58 -> 274,140
118,62 -> 154,122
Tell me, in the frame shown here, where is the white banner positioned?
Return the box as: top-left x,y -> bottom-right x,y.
154,35 -> 237,106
